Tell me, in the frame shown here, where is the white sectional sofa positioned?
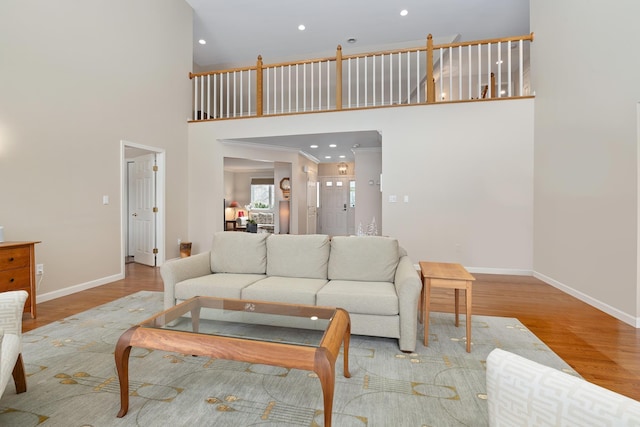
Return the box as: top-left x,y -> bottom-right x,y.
160,232 -> 422,352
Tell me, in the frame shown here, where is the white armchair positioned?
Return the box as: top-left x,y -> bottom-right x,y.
486,348 -> 640,426
0,290 -> 28,399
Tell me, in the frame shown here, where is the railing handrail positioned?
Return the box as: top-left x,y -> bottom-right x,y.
189,32 -> 534,120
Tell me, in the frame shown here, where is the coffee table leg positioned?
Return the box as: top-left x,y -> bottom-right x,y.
115,327 -> 137,418
314,350 -> 336,427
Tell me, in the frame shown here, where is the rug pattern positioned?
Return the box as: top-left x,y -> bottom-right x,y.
0,291 -> 577,426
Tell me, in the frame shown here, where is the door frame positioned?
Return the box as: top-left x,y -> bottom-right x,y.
120,140 -> 166,272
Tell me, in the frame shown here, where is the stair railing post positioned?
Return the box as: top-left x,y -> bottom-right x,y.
426,34 -> 435,104
490,72 -> 496,98
335,45 -> 343,110
256,55 -> 263,116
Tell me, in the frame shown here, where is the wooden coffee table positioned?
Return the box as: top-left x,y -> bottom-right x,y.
114,296 -> 350,427
419,261 -> 475,352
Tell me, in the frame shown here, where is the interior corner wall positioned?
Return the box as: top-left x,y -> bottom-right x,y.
0,0 -> 192,299
188,99 -> 533,272
354,149 -> 382,233
531,0 -> 640,324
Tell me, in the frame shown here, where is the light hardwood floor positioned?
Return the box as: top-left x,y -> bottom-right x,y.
22,262 -> 640,401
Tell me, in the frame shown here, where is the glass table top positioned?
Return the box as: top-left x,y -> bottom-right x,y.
139,296 -> 338,347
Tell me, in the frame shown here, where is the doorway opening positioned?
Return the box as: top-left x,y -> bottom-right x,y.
121,141 -> 166,275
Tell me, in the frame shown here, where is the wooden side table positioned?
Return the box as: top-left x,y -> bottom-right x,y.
419,261 -> 475,352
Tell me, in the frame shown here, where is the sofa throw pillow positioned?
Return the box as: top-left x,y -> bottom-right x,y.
266,234 -> 330,279
328,236 -> 399,282
210,231 -> 268,274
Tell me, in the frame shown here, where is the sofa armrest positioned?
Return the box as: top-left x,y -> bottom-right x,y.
160,252 -> 212,310
487,348 -> 640,426
0,291 -> 28,336
394,256 -> 422,352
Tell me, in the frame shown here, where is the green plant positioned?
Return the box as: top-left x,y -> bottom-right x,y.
246,218 -> 257,224
253,202 -> 269,208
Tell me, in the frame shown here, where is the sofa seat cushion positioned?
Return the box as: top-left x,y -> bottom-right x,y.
175,273 -> 266,300
266,234 -> 330,279
328,236 -> 399,282
210,231 -> 268,274
316,280 -> 398,316
241,276 -> 328,306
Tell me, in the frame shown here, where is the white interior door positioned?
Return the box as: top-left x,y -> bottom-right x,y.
307,170 -> 318,234
320,176 -> 348,236
130,153 -> 156,266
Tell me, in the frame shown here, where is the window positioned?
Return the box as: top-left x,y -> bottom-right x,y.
250,178 -> 274,208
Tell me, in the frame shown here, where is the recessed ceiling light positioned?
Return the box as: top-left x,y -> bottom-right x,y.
496,60 -> 503,64
339,155 -> 346,159
325,156 -> 332,159
298,24 -> 306,31
329,144 -> 337,148
310,144 -> 318,148
198,39 -> 206,45
400,9 -> 408,16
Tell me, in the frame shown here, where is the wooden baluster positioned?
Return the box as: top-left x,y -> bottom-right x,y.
426,34 -> 435,103
256,55 -> 263,117
490,72 -> 496,98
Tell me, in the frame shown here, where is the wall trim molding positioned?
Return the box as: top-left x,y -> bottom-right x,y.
533,271 -> 639,328
37,273 -> 125,303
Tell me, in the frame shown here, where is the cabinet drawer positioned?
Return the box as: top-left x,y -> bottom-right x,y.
0,267 -> 30,291
0,247 -> 30,270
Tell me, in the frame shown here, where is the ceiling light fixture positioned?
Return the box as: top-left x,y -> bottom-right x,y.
325,156 -> 332,159
198,39 -> 206,45
339,155 -> 346,159
329,144 -> 337,148
310,144 -> 318,148
347,37 -> 357,44
400,9 -> 408,16
298,24 -> 306,31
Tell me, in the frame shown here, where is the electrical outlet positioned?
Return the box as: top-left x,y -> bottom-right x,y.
36,264 -> 44,275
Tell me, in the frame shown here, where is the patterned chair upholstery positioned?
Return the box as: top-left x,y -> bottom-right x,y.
486,348 -> 640,426
0,290 -> 28,399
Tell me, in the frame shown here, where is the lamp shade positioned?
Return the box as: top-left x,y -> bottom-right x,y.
229,201 -> 239,208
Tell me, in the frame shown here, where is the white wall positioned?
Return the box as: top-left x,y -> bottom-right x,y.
188,99 -> 534,272
0,0 -> 192,299
354,149 -> 382,232
531,1 -> 640,324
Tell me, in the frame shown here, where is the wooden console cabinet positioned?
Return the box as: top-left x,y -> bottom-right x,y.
0,241 -> 40,318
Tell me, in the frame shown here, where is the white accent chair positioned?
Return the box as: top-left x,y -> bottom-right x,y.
486,348 -> 640,426
0,290 -> 28,399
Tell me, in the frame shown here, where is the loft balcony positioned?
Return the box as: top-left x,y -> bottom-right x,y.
190,32 -> 534,121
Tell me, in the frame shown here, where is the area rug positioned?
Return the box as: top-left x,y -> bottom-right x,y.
0,291 -> 577,426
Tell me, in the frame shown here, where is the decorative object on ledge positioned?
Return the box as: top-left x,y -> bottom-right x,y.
0,226 -> 4,242
180,242 -> 192,258
337,162 -> 348,175
228,201 -> 239,208
279,177 -> 291,199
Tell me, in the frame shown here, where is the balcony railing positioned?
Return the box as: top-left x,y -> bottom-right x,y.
189,32 -> 534,121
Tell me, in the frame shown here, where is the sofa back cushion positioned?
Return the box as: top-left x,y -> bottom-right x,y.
328,236 -> 399,282
266,234 -> 330,279
210,231 -> 268,274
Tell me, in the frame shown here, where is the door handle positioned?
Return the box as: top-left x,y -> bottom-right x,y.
343,203 -> 347,211
132,213 -> 138,217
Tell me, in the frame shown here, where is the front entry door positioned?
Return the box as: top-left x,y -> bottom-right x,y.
320,176 -> 348,236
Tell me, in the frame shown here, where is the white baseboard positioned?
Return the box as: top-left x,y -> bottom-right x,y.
465,267 -> 532,276
412,264 -> 533,277
533,271 -> 640,328
37,273 -> 125,304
